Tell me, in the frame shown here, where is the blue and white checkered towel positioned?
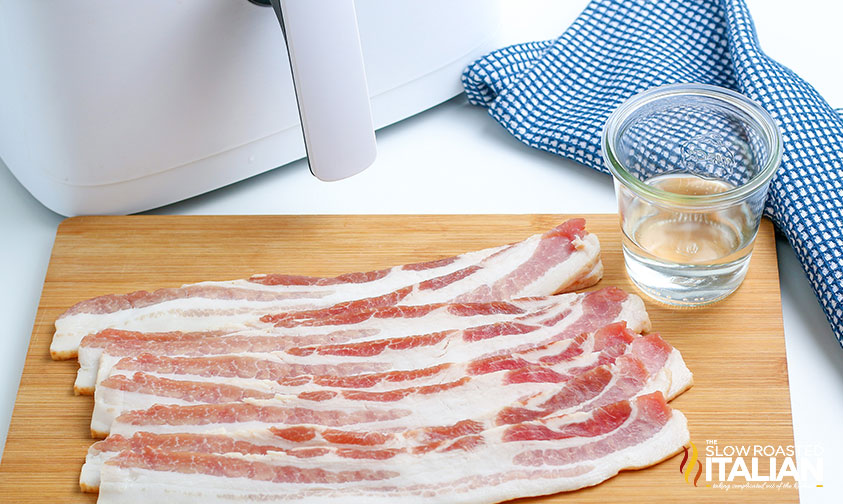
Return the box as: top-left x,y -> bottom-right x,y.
463,0 -> 843,347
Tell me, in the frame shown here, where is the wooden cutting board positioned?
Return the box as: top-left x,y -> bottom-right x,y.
0,214 -> 795,503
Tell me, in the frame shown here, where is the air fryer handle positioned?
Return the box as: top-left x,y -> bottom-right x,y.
269,0 -> 377,181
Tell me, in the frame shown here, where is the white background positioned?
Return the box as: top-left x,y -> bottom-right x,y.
1,1 -> 841,502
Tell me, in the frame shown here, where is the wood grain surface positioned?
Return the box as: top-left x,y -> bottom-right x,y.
0,214 -> 796,503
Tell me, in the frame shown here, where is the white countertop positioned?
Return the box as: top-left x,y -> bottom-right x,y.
1,1 -> 841,502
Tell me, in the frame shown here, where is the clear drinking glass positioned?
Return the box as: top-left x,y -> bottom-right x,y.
602,84 -> 782,306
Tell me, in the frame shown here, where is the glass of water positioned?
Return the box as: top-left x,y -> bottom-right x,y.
602,84 -> 782,306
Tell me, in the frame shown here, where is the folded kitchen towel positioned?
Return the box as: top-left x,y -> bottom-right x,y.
462,0 -> 843,347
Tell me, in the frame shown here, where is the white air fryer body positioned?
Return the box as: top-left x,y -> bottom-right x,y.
0,0 -> 502,215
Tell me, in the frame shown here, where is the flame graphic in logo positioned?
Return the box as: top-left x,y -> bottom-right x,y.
679,441 -> 703,486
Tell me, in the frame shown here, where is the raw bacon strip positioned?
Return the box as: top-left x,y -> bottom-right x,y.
91,323 -> 640,434
90,318 -> 647,433
81,396 -> 633,491
94,393 -> 688,503
74,297 -> 552,394
83,423 -> 473,491
53,219 -> 601,359
495,334 -> 692,425
97,322 -> 633,407
454,220 -> 598,303
115,353 -> 391,385
92,296 -> 660,433
102,329 -> 690,439
282,288 -> 645,363
106,402 -> 411,441
261,300 -> 528,327
75,329 -> 367,395
73,296 -> 564,394
261,219 -> 598,327
77,288 -> 648,394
